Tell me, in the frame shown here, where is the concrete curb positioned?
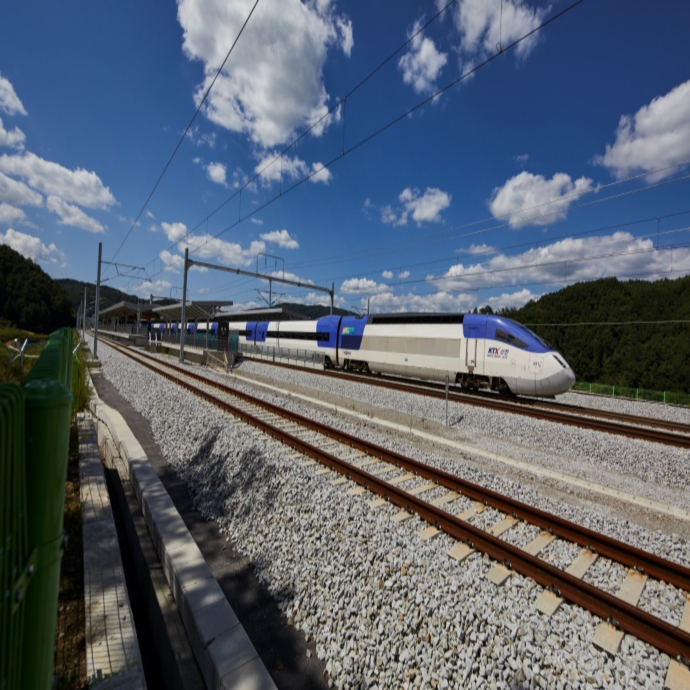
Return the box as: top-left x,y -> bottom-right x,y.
88,385 -> 277,690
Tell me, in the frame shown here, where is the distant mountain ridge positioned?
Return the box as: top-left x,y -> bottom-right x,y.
0,245 -> 74,333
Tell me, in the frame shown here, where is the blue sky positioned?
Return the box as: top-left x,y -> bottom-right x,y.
1,0 -> 690,314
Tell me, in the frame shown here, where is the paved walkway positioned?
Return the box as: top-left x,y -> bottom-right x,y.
79,413 -> 146,688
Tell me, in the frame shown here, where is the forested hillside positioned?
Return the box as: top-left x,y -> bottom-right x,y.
503,277 -> 690,392
0,245 -> 74,333
57,279 -> 148,313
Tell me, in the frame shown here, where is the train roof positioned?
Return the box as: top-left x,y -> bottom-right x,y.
368,312 -> 466,325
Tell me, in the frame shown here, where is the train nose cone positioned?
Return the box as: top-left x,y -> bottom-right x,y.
559,367 -> 576,393
539,366 -> 576,396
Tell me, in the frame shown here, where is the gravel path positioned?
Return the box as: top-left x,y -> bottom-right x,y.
92,339 -> 689,689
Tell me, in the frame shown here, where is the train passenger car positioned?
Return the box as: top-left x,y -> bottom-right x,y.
243,313 -> 574,397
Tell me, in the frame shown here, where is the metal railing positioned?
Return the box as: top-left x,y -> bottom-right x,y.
572,381 -> 690,407
1,328 -> 74,690
238,342 -> 326,367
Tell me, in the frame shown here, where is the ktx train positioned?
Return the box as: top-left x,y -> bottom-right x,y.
239,313 -> 575,397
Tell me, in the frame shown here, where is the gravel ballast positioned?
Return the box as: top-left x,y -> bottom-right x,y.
92,339 -> 689,689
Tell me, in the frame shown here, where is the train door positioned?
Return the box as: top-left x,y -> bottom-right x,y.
465,329 -> 478,370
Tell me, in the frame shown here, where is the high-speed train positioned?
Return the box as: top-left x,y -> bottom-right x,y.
241,313 -> 575,397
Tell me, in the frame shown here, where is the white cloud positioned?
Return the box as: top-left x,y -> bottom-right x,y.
382,187 -> 451,226
340,277 -> 390,294
0,74 -> 27,116
401,186 -> 451,225
515,153 -> 529,166
446,0 -> 545,65
131,279 -> 173,298
260,229 -> 299,249
0,203 -> 27,225
0,117 -> 26,150
206,161 -> 227,186
160,220 -> 267,268
161,221 -> 188,242
596,79 -> 690,182
382,270 -> 393,279
146,210 -> 155,219
46,195 -> 105,233
460,243 -> 497,255
364,290 -> 474,314
0,152 -> 115,209
250,217 -> 264,225
159,249 -> 184,272
399,21 -> 448,95
0,228 -> 64,264
489,171 -> 594,228
0,171 -> 43,207
398,270 -> 410,279
178,0 -> 353,148
254,152 -> 330,185
429,232 -> 690,291
266,269 -> 313,285
310,162 -> 332,184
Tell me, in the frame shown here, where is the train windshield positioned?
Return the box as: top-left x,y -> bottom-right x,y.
505,319 -> 553,349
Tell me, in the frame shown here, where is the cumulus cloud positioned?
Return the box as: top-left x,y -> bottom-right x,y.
46,195 -> 104,233
130,279 -> 173,298
161,221 -> 188,242
0,152 -> 115,209
596,79 -> 690,182
0,203 -> 27,225
0,228 -> 64,264
160,219 -> 266,268
429,232 -> 690,292
0,118 -> 26,150
364,290 -> 475,314
445,0 -> 545,66
266,269 -> 313,285
398,270 -> 410,279
399,21 -> 448,95
340,277 -> 390,294
159,249 -> 184,272
515,153 -> 529,167
177,0 -> 352,148
489,171 -> 594,228
382,270 -> 393,279
0,74 -> 27,116
206,161 -> 227,186
0,171 -> 43,207
384,186 -> 451,226
460,243 -> 497,255
260,229 -> 299,249
255,152 -> 330,185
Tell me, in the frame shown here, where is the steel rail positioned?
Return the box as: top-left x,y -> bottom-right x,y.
241,356 -> 690,447
104,339 -> 690,660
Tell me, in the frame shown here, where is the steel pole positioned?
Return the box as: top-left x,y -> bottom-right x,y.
82,285 -> 87,340
330,282 -> 334,316
179,248 -> 188,364
93,242 -> 102,359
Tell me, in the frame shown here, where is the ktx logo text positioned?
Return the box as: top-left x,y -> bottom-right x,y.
487,347 -> 509,358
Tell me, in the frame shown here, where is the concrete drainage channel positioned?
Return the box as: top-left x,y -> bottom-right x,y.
88,380 -> 278,690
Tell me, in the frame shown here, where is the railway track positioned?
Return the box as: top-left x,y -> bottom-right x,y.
240,355 -> 690,448
103,337 -> 690,666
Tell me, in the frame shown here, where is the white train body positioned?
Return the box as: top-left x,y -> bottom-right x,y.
242,312 -> 575,397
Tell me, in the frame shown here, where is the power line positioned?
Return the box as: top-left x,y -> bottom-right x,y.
106,0 -> 261,271
145,0 -> 460,265
146,0 -> 586,272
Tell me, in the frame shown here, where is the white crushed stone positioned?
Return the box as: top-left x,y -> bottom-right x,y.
91,338 -> 689,689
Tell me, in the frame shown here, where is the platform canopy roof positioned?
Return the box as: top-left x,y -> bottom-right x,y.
152,300 -> 234,323
98,300 -> 158,321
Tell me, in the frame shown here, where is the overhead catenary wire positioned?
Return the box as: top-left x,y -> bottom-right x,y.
145,0 -> 461,264
145,0 -> 586,273
105,0 -> 261,273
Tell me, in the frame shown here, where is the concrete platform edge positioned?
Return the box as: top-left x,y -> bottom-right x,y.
87,381 -> 277,690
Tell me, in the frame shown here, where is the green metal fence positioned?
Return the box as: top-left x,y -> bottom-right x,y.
572,381 -> 690,406
1,328 -> 74,690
